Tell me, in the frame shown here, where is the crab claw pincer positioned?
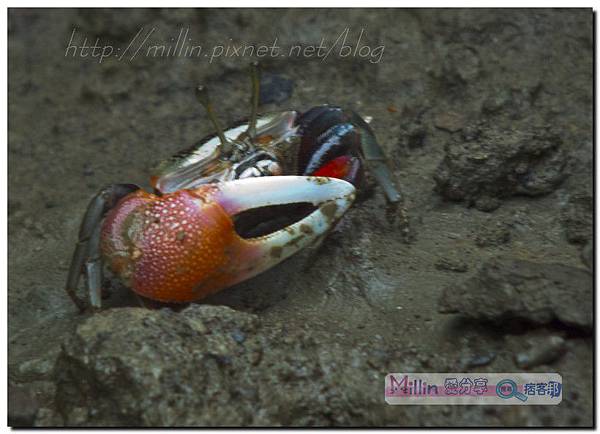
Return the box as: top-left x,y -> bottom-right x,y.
101,176 -> 355,303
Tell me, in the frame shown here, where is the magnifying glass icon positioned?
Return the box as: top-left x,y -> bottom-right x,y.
496,379 -> 528,402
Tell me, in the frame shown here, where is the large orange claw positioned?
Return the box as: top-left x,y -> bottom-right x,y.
101,176 -> 356,303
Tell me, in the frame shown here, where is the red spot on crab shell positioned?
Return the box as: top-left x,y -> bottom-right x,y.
312,155 -> 361,184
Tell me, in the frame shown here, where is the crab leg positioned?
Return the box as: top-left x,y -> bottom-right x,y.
65,183 -> 139,311
84,223 -> 103,309
348,111 -> 401,205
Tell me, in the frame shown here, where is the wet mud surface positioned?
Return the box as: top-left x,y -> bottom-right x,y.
8,9 -> 593,427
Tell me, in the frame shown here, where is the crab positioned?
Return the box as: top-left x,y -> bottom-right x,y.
65,63 -> 404,311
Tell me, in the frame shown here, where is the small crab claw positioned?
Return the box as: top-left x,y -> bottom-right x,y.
101,176 -> 355,303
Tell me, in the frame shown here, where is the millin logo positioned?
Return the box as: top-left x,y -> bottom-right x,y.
388,374 -> 440,396
385,373 -> 562,406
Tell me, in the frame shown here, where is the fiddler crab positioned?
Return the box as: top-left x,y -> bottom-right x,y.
65,63 -> 405,311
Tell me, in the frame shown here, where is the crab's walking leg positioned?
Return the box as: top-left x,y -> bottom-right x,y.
65,183 -> 139,311
349,112 -> 411,235
348,112 -> 401,205
84,223 -> 103,309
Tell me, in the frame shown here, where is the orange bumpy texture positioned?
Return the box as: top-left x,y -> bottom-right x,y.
101,188 -> 239,302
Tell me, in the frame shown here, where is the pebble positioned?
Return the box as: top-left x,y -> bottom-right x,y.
515,336 -> 567,369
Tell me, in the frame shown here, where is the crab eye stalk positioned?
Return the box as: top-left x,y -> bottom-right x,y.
195,85 -> 232,155
246,60 -> 261,139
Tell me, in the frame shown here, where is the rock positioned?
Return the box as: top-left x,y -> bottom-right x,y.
438,258 -> 592,330
435,257 -> 468,273
563,193 -> 592,244
259,73 -> 294,104
515,335 -> 567,369
9,385 -> 39,427
53,305 -> 404,426
433,125 -> 569,209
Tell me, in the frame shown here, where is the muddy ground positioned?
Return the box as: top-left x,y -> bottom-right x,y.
8,9 -> 593,427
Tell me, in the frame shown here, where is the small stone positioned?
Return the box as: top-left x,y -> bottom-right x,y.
515,336 -> 567,369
